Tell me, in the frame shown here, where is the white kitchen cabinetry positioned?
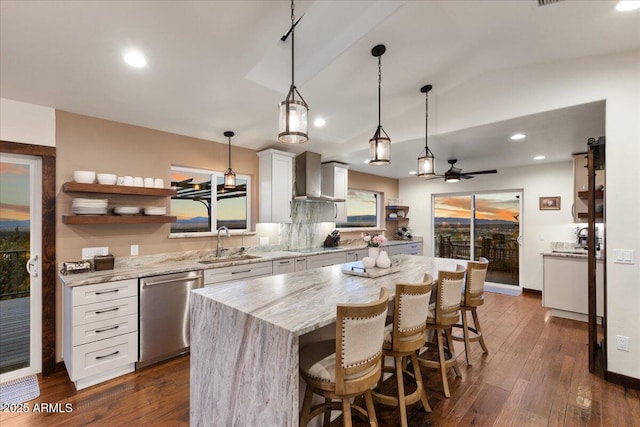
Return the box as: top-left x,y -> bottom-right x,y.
63,278 -> 138,390
306,252 -> 347,270
384,241 -> 423,256
273,259 -> 295,275
258,149 -> 295,223
204,261 -> 273,286
543,255 -> 604,321
345,249 -> 368,262
321,162 -> 348,223
294,257 -> 307,271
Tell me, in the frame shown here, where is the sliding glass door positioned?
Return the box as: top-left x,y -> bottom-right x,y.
434,191 -> 521,286
0,153 -> 42,381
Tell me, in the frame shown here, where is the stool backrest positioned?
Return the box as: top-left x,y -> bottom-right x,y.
391,279 -> 433,353
335,287 -> 389,394
463,257 -> 489,307
435,268 -> 466,326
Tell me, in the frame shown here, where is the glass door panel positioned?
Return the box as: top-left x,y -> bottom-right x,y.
434,195 -> 472,259
0,154 -> 42,381
474,193 -> 521,286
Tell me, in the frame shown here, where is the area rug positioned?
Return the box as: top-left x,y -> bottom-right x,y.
0,374 -> 40,406
484,284 -> 522,296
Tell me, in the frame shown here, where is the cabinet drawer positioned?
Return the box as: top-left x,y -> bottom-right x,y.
306,252 -> 347,270
71,279 -> 137,306
294,257 -> 307,271
405,243 -> 422,255
71,296 -> 138,326
72,314 -> 138,346
69,332 -> 138,382
204,261 -> 273,286
273,259 -> 295,275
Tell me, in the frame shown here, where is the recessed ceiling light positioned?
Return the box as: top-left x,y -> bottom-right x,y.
314,118 -> 326,127
409,171 -> 417,175
510,133 -> 527,141
123,50 -> 147,68
616,1 -> 640,12
533,155 -> 546,160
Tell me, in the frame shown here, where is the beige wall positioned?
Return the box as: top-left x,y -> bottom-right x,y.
55,110 -> 260,262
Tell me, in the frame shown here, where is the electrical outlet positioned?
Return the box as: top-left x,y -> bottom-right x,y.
81,246 -> 109,259
131,244 -> 139,256
616,335 -> 629,352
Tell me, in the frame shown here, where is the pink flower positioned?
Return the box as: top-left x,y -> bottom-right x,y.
363,235 -> 371,243
364,233 -> 386,247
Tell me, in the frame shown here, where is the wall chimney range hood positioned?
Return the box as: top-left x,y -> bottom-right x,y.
294,151 -> 345,202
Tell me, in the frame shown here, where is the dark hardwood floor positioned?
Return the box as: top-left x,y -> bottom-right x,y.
1,292 -> 638,426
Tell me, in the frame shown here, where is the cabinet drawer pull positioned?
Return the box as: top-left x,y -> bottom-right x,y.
279,261 -> 290,265
95,350 -> 120,360
95,325 -> 120,333
231,269 -> 252,274
95,307 -> 120,315
95,289 -> 119,295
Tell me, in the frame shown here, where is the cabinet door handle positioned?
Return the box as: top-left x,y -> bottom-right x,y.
95,307 -> 119,315
95,350 -> 119,360
290,201 -> 292,218
95,325 -> 120,333
334,204 -> 338,219
231,269 -> 252,274
95,289 -> 119,295
279,261 -> 290,264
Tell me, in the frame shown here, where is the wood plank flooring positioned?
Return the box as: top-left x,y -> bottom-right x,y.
1,292 -> 638,426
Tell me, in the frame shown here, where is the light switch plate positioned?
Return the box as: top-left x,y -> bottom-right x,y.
131,244 -> 139,256
613,249 -> 634,264
82,246 -> 108,260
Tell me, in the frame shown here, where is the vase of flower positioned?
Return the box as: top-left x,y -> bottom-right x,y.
368,247 -> 380,259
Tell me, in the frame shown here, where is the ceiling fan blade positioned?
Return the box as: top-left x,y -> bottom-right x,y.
460,175 -> 474,180
451,167 -> 462,174
463,169 -> 498,176
422,174 -> 444,181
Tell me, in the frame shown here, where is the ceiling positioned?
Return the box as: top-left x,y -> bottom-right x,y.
1,1 -> 637,178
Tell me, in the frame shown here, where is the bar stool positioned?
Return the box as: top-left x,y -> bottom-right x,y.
372,280 -> 432,427
299,288 -> 390,427
452,257 -> 489,365
416,266 -> 466,398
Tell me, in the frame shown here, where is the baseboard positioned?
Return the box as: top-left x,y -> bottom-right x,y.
605,370 -> 640,390
522,288 -> 542,296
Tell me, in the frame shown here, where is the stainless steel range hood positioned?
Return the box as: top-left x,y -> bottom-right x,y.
294,151 -> 345,202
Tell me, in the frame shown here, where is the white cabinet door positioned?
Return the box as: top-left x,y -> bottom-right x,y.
306,252 -> 347,270
294,257 -> 307,271
258,149 -> 295,223
322,162 -> 348,223
543,256 -> 604,317
345,249 -> 368,262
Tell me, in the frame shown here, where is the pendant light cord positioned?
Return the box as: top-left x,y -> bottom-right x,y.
228,136 -> 232,169
290,0 -> 295,88
425,88 -> 428,150
377,55 -> 382,128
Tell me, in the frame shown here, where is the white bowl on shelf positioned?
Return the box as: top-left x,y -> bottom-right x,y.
73,170 -> 96,184
97,173 -> 117,185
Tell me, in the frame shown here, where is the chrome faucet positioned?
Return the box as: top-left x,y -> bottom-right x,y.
216,226 -> 230,257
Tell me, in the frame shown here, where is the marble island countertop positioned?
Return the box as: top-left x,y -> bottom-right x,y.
58,238 -> 422,287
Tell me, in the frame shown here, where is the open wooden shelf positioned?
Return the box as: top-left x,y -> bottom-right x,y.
577,212 -> 603,221
63,215 -> 177,225
577,190 -> 604,200
63,182 -> 176,197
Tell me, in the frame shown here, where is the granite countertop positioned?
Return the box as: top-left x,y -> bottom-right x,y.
192,254 -> 460,337
542,251 -> 604,260
59,238 -> 423,287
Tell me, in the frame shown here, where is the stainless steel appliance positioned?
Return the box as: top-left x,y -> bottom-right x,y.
138,270 -> 203,368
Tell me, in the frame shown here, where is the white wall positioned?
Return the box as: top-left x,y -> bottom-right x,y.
0,98 -> 56,146
401,161 -> 574,292
402,50 -> 640,380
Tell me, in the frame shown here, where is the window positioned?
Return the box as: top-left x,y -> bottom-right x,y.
170,166 -> 250,236
336,189 -> 381,229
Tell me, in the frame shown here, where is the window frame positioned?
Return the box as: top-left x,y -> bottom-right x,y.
336,188 -> 383,232
169,165 -> 251,238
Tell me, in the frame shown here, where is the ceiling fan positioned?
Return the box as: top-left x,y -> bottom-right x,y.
424,159 -> 498,182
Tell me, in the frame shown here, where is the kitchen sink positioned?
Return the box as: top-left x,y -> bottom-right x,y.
199,254 -> 262,264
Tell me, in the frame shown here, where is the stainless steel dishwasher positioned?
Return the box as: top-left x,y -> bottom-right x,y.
137,270 -> 203,368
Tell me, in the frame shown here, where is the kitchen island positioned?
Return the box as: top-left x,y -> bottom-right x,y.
190,254 -> 465,426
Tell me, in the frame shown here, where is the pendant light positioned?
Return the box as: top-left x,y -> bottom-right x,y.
369,44 -> 390,165
278,0 -> 308,144
417,84 -> 435,177
223,131 -> 236,190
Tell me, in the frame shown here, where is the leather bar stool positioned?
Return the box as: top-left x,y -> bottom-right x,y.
299,288 -> 390,427
416,266 -> 466,398
372,280 -> 433,427
452,257 -> 489,365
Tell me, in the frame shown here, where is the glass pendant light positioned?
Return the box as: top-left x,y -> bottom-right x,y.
223,131 -> 236,190
369,44 -> 390,165
417,84 -> 436,177
278,0 -> 308,144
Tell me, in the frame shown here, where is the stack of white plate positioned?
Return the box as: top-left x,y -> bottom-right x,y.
72,198 -> 108,215
114,206 -> 140,216
143,207 -> 166,216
